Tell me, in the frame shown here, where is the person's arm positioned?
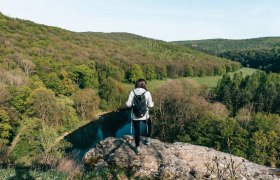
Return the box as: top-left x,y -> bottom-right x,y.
147,91 -> 154,107
125,91 -> 134,107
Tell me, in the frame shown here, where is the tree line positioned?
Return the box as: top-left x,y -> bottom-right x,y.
220,47 -> 280,73
215,71 -> 280,115
151,77 -> 280,168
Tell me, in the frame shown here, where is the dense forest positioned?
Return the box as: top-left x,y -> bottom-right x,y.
220,47 -> 280,73
173,37 -> 280,54
173,37 -> 280,73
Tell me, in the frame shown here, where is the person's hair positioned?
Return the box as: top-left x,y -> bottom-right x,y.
135,78 -> 147,90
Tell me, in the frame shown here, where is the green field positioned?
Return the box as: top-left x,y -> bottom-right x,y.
228,67 -> 257,76
191,68 -> 257,88
124,68 -> 257,91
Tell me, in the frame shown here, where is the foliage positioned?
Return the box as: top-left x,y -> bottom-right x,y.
72,64 -> 98,89
0,168 -> 67,179
143,64 -> 156,80
10,118 -> 71,167
174,37 -> 280,55
8,85 -> 32,113
220,47 -> 280,73
184,64 -> 194,77
152,79 -> 280,167
35,124 -> 71,167
42,72 -> 64,95
173,38 -> 280,73
72,88 -> 100,119
0,12 -> 239,87
0,109 -> 13,144
152,79 -> 213,142
27,88 -> 62,125
215,71 -> 280,115
96,62 -> 125,82
128,64 -> 144,83
99,78 -> 128,110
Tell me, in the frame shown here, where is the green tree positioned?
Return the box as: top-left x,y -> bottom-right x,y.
9,86 -> 32,113
59,69 -> 76,96
99,78 -> 127,110
72,88 -> 100,119
0,110 -> 12,144
143,64 -> 156,80
214,66 -> 222,75
72,64 -> 98,89
198,68 -> 206,77
215,74 -> 233,111
27,88 -> 61,125
231,72 -> 243,115
36,123 -> 69,167
128,64 -> 144,83
155,65 -> 167,79
43,72 -> 64,95
184,64 -> 194,77
96,62 -> 125,82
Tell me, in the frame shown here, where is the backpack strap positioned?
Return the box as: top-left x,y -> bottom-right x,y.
133,90 -> 147,96
142,90 -> 147,96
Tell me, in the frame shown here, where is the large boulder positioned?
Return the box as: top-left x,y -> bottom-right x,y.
83,136 -> 279,179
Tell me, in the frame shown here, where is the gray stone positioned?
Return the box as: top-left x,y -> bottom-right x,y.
83,135 -> 280,179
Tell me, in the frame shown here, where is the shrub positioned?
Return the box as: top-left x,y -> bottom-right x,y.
72,89 -> 100,119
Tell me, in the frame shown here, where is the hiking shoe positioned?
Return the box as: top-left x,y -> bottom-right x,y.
144,137 -> 151,145
135,146 -> 140,155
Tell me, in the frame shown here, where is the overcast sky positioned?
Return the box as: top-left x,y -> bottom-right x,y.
0,0 -> 280,41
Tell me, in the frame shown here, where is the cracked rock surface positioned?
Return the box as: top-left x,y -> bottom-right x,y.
83,135 -> 279,179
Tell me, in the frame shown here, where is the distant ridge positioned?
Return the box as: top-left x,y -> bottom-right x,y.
172,37 -> 280,54
172,37 -> 280,73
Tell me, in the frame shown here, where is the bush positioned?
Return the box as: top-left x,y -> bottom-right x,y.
27,88 -> 62,125
72,89 -> 100,119
0,168 -> 67,179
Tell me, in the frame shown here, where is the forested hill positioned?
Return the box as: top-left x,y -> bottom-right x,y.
172,37 -> 280,73
172,37 -> 280,54
0,12 -> 240,81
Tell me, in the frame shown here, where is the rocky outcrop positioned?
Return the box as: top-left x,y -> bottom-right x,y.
83,136 -> 279,179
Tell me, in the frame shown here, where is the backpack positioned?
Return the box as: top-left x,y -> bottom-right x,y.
132,90 -> 147,118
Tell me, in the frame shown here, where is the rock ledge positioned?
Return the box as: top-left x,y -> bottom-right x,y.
83,136 -> 279,179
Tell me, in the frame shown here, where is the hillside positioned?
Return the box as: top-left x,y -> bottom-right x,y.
172,37 -> 280,73
0,12 -> 240,81
173,37 -> 280,54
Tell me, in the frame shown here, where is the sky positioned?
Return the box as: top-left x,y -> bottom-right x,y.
0,0 -> 280,41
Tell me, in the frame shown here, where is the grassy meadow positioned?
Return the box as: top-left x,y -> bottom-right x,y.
124,68 -> 257,91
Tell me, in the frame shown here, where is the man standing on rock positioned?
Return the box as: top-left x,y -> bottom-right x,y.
126,78 -> 154,155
